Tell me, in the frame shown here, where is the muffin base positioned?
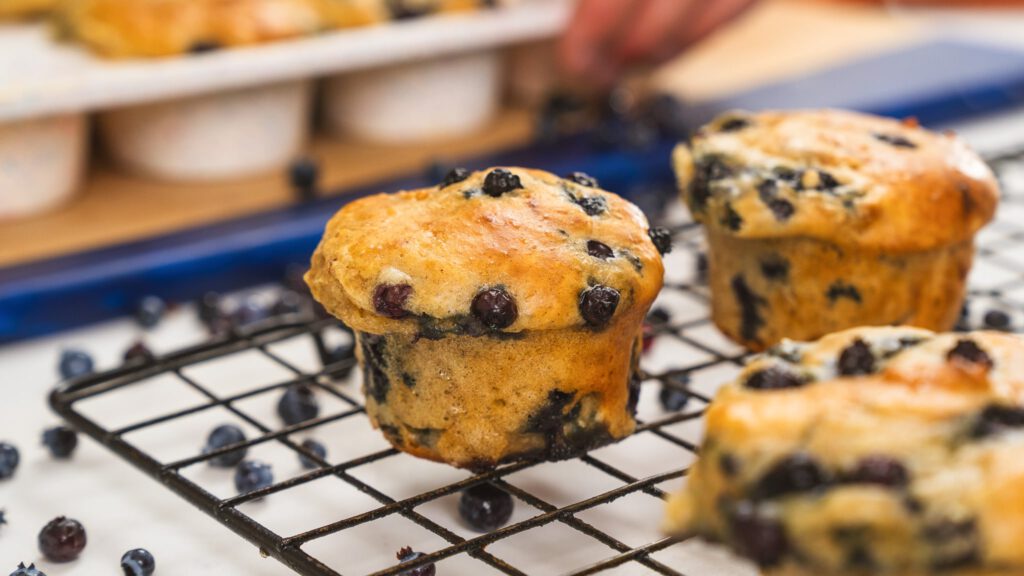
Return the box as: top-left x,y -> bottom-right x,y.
705,230 -> 973,350
355,324 -> 642,470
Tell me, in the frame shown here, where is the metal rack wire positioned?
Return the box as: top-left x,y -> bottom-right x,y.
49,147 -> 1024,576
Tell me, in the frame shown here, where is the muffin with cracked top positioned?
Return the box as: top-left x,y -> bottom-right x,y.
665,326 -> 1024,576
306,167 -> 666,469
673,109 -> 999,351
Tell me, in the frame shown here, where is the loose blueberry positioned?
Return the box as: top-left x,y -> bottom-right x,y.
232,296 -> 270,327
459,483 -> 514,532
586,240 -> 615,260
471,288 -> 518,330
234,461 -> 274,494
947,339 -> 993,369
0,509 -> 6,526
983,310 -> 1012,331
396,547 -> 436,576
745,367 -> 805,390
482,169 -> 523,197
197,292 -> 223,326
873,133 -> 916,148
373,284 -> 413,319
0,443 -> 20,480
42,426 -> 77,459
565,171 -> 599,188
277,384 -> 320,426
289,158 -> 320,201
123,341 -> 155,364
441,167 -> 471,188
38,516 -> 87,562
753,454 -> 830,500
203,424 -> 248,468
837,339 -> 876,376
847,456 -> 909,487
120,548 -> 155,576
729,500 -> 788,568
659,377 -> 691,412
298,439 -> 327,470
648,227 -> 672,255
970,404 -> 1024,439
9,563 -> 46,576
579,285 -> 620,328
58,349 -> 94,380
272,290 -> 306,317
135,296 -> 166,329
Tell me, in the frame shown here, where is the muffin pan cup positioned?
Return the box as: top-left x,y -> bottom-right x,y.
98,80 -> 313,182
705,229 -> 973,351
0,113 -> 87,219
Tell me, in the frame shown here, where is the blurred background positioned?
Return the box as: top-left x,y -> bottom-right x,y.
3,0 -> 1024,574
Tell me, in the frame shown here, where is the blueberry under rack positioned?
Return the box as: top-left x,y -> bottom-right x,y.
49,148 -> 1024,576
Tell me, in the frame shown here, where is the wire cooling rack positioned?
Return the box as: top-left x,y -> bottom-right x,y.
49,148 -> 1024,576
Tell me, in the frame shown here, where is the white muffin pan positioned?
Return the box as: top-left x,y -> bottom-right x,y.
0,0 -> 570,210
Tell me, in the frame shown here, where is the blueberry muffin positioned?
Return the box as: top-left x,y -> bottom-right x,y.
665,326 -> 1024,575
306,167 -> 667,469
673,110 -> 999,351
55,0 -> 328,57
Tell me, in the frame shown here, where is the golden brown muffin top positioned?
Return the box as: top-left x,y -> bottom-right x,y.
674,109 -> 999,252
307,167 -> 666,336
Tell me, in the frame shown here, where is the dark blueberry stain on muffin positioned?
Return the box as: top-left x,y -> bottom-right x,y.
845,546 -> 878,571
519,390 -> 615,461
373,284 -> 412,319
757,180 -> 796,221
525,390 -> 576,435
586,240 -> 615,260
722,202 -> 743,231
773,166 -> 799,184
409,427 -> 442,449
760,258 -> 789,281
838,339 -> 876,376
359,333 -> 391,403
846,456 -> 909,487
620,251 -> 644,272
401,372 -> 417,389
379,424 -> 403,446
690,156 -> 733,212
441,167 -> 470,188
387,0 -> 437,19
482,169 -> 523,197
648,227 -> 672,255
815,170 -> 841,191
471,287 -> 518,330
827,282 -> 862,304
753,454 -> 830,500
731,275 -> 766,344
579,285 -> 620,328
923,519 -> 980,570
719,116 -> 751,132
874,133 -> 917,149
947,339 -> 994,369
729,500 -> 789,568
188,41 -> 222,54
415,317 -> 447,341
744,366 -> 806,391
969,404 -> 1024,439
720,453 -> 740,477
565,171 -> 599,188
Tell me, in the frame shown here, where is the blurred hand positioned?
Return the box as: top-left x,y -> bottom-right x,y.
559,0 -> 760,85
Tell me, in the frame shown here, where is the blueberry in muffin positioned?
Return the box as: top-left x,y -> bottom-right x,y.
665,326 -> 1024,576
673,110 -> 999,350
306,167 -> 665,469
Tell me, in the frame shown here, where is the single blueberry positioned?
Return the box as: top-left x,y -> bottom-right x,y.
441,167 -> 471,188
729,500 -> 788,568
42,427 -> 78,459
983,310 -> 1012,331
0,443 -> 20,480
947,339 -> 994,369
753,454 -> 830,500
471,288 -> 518,330
298,439 -> 327,470
647,307 -> 671,326
847,456 -> 909,487
586,240 -> 615,260
58,349 -> 94,380
482,169 -> 523,197
232,296 -> 270,327
745,367 -> 805,391
197,292 -> 223,327
278,384 -> 320,426
38,516 -> 87,562
970,404 -> 1024,439
373,284 -> 413,319
289,158 -> 320,201
203,424 -> 248,468
837,339 -> 876,376
648,227 -> 672,256
659,379 -> 691,412
396,547 -> 436,576
120,548 -> 156,576
9,563 -> 46,576
565,171 -> 599,188
0,509 -> 6,526
123,341 -> 155,364
458,483 -> 514,532
579,285 -> 620,328
135,296 -> 166,329
234,461 -> 274,494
